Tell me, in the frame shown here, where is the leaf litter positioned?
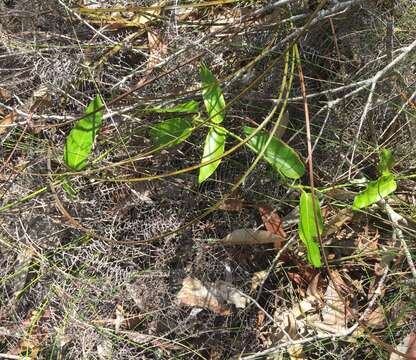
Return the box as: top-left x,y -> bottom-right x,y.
220,228 -> 285,246
0,111 -> 16,136
176,276 -> 248,315
2,2 -> 414,358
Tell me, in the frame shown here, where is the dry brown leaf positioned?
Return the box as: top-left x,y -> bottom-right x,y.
0,87 -> 12,101
0,111 -> 16,135
287,312 -> 297,339
177,277 -> 230,315
147,30 -> 168,70
7,308 -> 51,358
122,331 -> 153,344
251,270 -> 268,291
256,309 -> 266,327
287,343 -> 306,360
306,273 -> 323,303
176,277 -> 247,315
83,2 -> 164,29
330,270 -> 351,293
97,338 -> 113,360
220,229 -> 284,246
274,297 -> 319,344
214,281 -> 248,309
355,228 -> 380,254
208,7 -> 242,33
323,208 -> 353,237
219,199 -> 245,212
256,204 -> 287,248
407,333 -> 416,358
325,188 -> 356,202
374,261 -> 387,277
364,305 -> 386,329
114,304 -> 124,332
287,261 -> 319,290
287,272 -> 304,288
314,279 -> 348,333
390,332 -> 416,360
291,298 -> 316,319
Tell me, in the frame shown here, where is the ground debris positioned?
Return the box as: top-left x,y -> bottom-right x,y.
311,273 -> 351,334
0,111 -> 16,136
176,276 -> 248,315
390,333 -> 416,360
220,228 -> 285,247
257,203 -> 287,247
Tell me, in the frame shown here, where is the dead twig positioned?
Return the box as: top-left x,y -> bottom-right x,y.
296,40 -> 416,360
348,37 -> 416,178
379,200 -> 416,280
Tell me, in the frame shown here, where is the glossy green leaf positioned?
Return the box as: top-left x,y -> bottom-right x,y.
64,95 -> 104,170
378,148 -> 394,176
148,100 -> 199,113
352,174 -> 397,210
243,126 -> 305,179
298,192 -> 323,268
199,126 -> 226,183
150,117 -> 192,147
200,64 -> 225,124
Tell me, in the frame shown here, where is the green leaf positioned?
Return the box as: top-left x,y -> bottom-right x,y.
64,95 -> 104,170
378,148 -> 394,176
352,174 -> 397,210
298,192 -> 323,268
148,100 -> 199,113
199,126 -> 226,183
150,117 -> 193,147
200,64 -> 225,124
243,126 -> 305,179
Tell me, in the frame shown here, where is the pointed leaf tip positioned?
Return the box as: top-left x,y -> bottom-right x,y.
199,64 -> 225,124
64,95 -> 104,171
243,126 -> 305,179
150,117 -> 192,147
352,174 -> 397,210
198,127 -> 226,183
298,192 -> 323,267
